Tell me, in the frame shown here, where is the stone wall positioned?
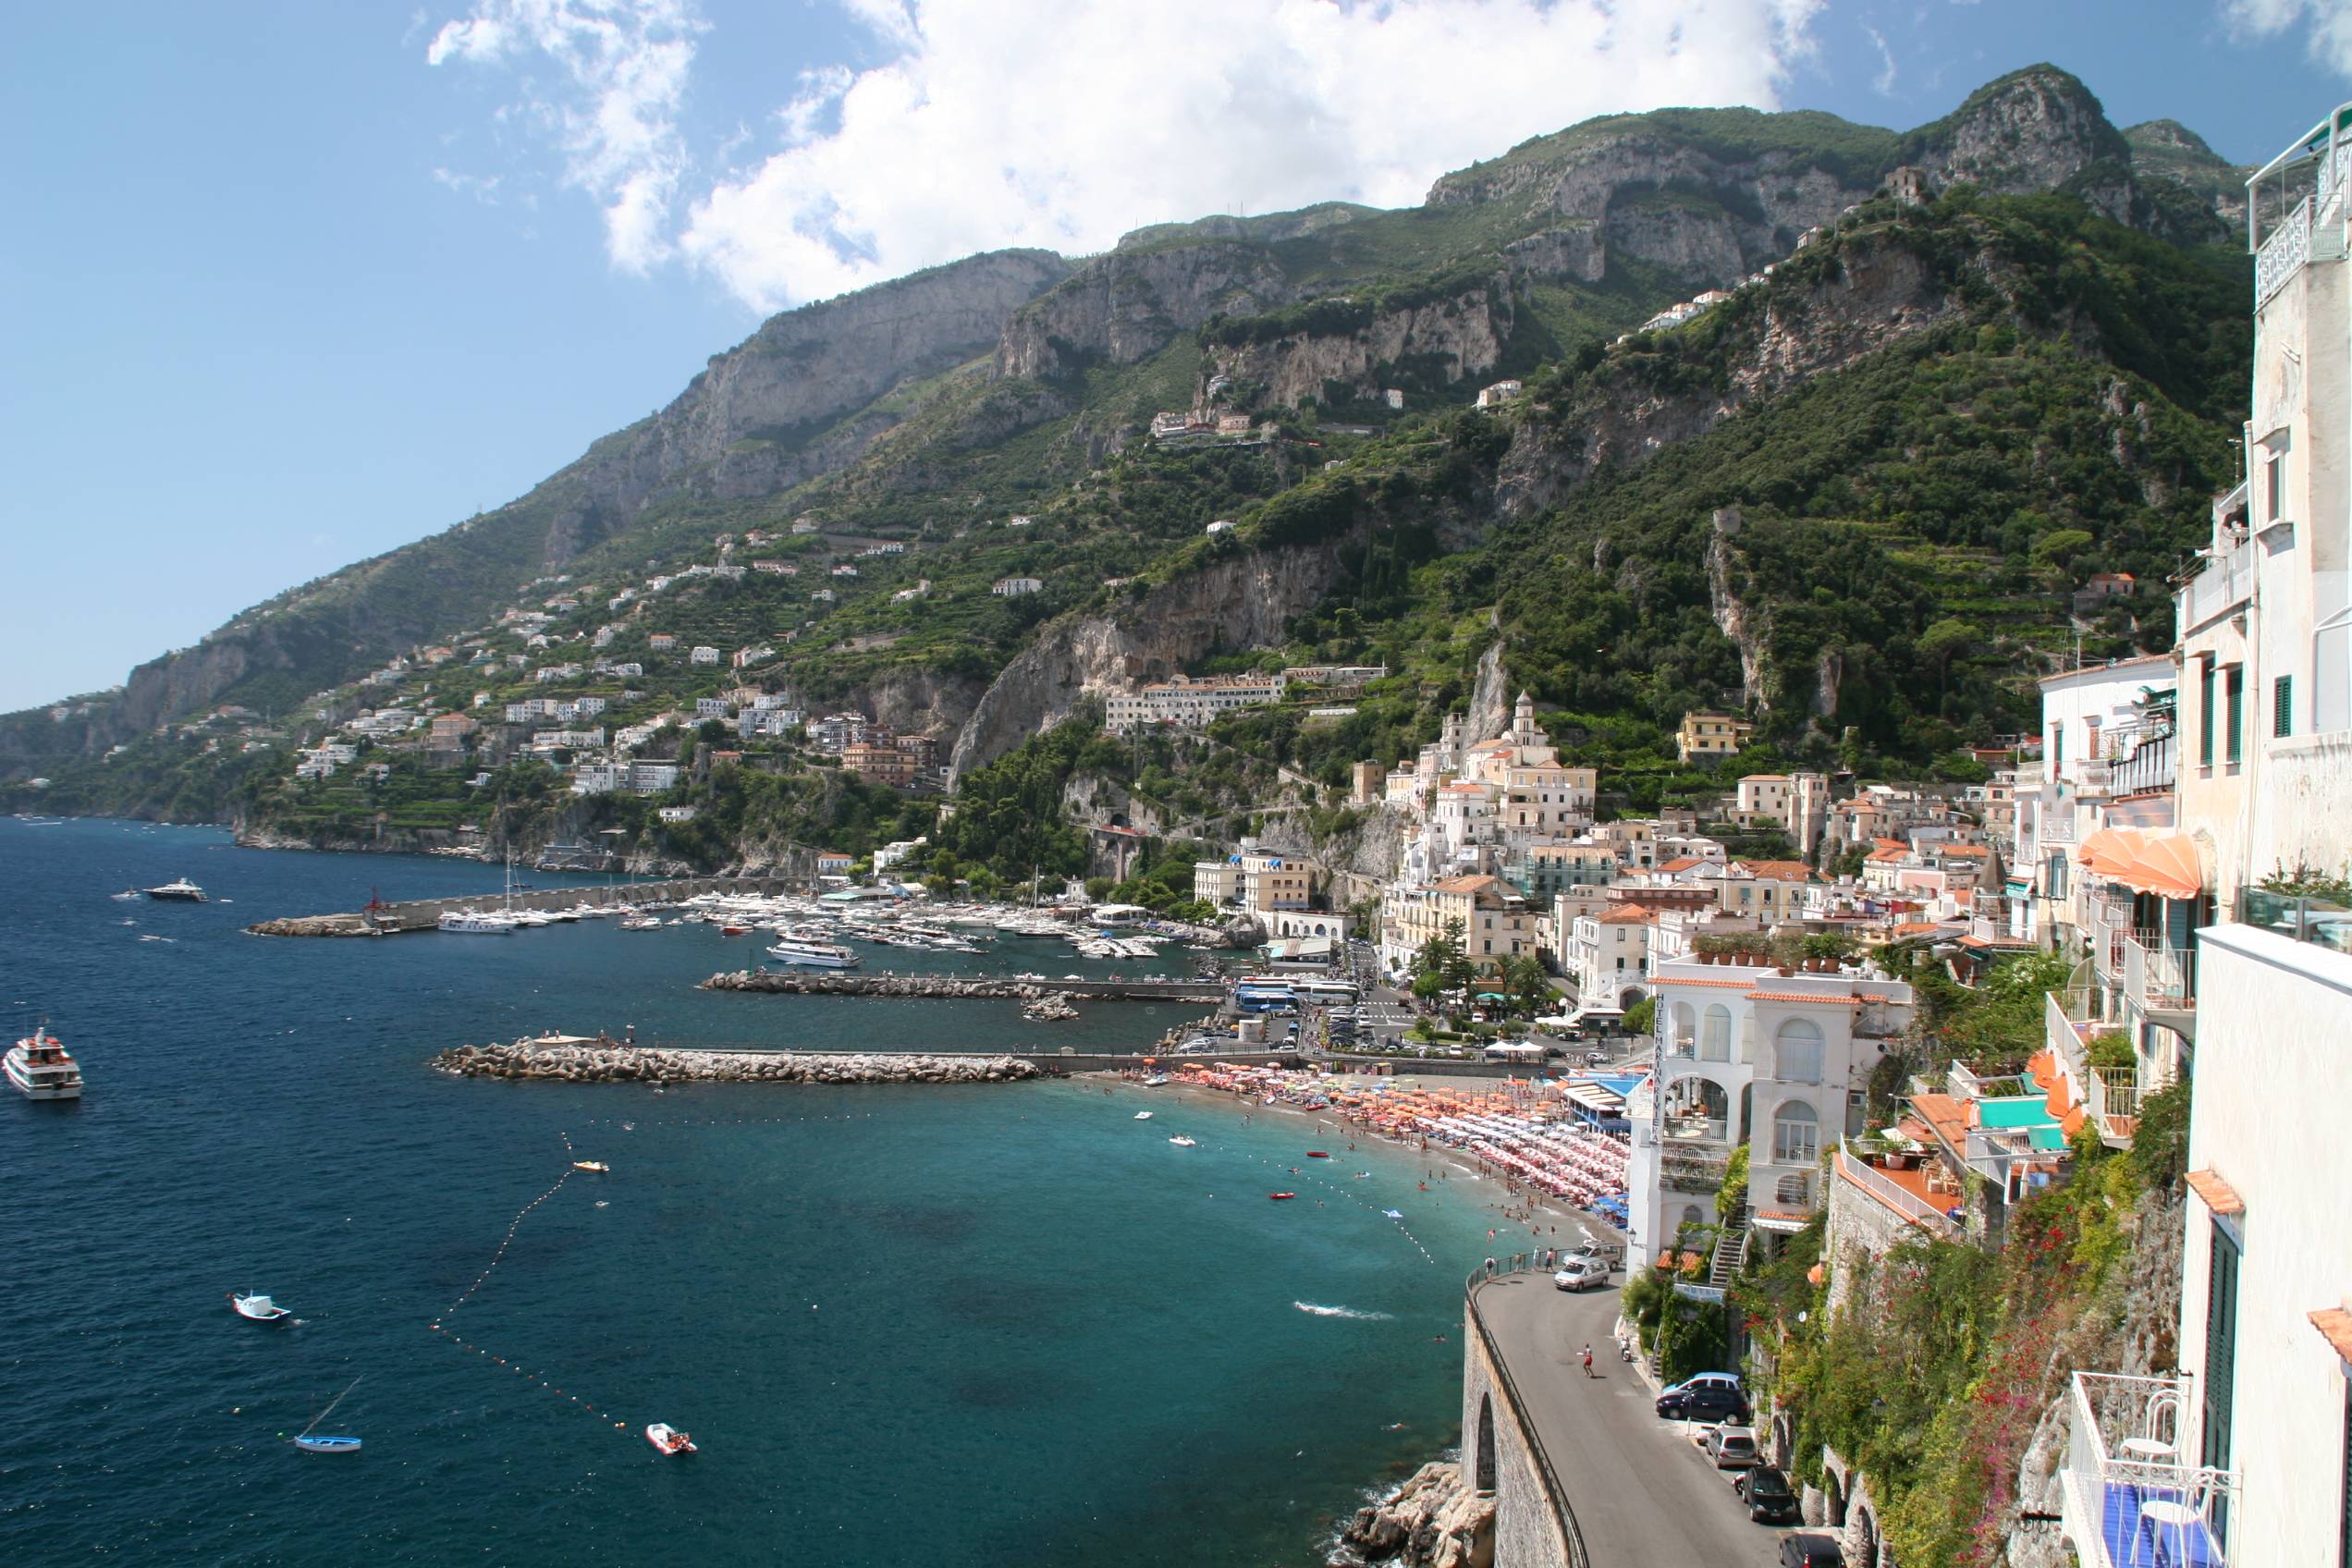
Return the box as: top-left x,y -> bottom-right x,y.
1821,1160 -> 1917,1317
1461,1296 -> 1571,1568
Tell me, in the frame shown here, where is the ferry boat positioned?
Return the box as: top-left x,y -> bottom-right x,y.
764,938 -> 861,970
438,908 -> 514,934
144,877 -> 207,902
6,1025 -> 83,1099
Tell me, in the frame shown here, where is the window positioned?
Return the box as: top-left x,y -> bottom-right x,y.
1700,1004 -> 1733,1061
2199,657 -> 2216,765
2267,445 -> 2289,522
2052,724 -> 2065,766
2226,667 -> 2245,764
1772,1100 -> 1819,1164
2046,851 -> 2069,900
1774,1018 -> 1825,1083
2276,673 -> 2296,739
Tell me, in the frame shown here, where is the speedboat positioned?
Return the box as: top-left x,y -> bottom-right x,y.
6,1025 -> 83,1099
1168,1135 -> 1197,1147
765,938 -> 860,969
144,877 -> 207,902
1268,1192 -> 1296,1200
229,1290 -> 292,1322
1133,1111 -> 1153,1120
571,1160 -> 609,1173
619,915 -> 662,930
1143,1074 -> 1169,1087
645,1423 -> 697,1455
110,888 -> 141,900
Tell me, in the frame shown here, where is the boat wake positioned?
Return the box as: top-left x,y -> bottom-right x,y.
1293,1302 -> 1393,1321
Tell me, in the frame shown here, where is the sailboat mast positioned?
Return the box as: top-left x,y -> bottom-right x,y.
299,1375 -> 363,1438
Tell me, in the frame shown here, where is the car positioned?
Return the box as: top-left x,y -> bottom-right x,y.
1704,1425 -> 1761,1470
1734,1465 -> 1800,1524
1778,1533 -> 1844,1568
1551,1258 -> 1610,1291
1659,1371 -> 1745,1402
1655,1383 -> 1750,1424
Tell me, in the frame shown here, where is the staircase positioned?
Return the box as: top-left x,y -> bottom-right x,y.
1709,1205 -> 1750,1288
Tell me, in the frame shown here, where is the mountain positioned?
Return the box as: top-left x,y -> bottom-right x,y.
0,65 -> 2257,854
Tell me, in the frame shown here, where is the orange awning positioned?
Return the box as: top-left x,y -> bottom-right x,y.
2077,827 -> 2203,900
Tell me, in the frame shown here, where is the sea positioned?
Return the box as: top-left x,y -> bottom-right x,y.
0,818 -> 1523,1566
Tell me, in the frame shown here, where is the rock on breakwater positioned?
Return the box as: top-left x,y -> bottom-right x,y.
431,1038 -> 1045,1085
1335,1461 -> 1492,1568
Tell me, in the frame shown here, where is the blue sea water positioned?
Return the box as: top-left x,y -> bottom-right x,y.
0,820 -> 1517,1566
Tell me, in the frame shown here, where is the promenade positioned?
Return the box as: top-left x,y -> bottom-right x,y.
1470,1272 -> 1795,1567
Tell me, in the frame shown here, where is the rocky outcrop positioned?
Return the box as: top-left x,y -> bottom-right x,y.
1208,283 -> 1515,409
994,242 -> 1292,380
947,539 -> 1362,778
432,1038 -> 1044,1085
1705,508 -> 1766,709
1335,1461 -> 1494,1567
1464,639 -> 1512,743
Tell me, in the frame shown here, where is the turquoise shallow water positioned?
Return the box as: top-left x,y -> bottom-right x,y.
0,820 -> 1512,1565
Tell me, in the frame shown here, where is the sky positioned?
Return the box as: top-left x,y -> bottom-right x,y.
6,0 -> 2352,714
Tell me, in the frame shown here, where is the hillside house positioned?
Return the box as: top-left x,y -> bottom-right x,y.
992,577 -> 1044,597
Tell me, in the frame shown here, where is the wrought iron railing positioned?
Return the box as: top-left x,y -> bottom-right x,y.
1833,1144 -> 1961,1239
2257,195 -> 2313,304
2061,1370 -> 2234,1568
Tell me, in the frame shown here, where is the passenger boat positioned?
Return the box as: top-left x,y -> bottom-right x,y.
645,1423 -> 697,1456
144,877 -> 207,902
571,1160 -> 609,1173
229,1289 -> 292,1322
291,1377 -> 362,1453
110,888 -> 141,900
764,938 -> 861,969
6,1025 -> 84,1099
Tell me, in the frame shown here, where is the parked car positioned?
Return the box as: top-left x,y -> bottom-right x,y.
1704,1425 -> 1761,1470
1551,1257 -> 1611,1291
1735,1465 -> 1800,1524
1778,1533 -> 1844,1568
1656,1382 -> 1749,1423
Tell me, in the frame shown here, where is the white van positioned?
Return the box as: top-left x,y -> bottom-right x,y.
1552,1257 -> 1611,1292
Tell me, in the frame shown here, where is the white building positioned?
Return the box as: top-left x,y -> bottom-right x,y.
690,645 -> 720,667
992,576 -> 1045,597
1105,671 -> 1288,732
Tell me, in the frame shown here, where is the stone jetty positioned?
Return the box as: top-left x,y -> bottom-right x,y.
1020,993 -> 1081,1022
431,1037 -> 1044,1084
700,969 -> 1223,1002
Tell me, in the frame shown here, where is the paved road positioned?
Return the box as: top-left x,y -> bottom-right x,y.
1473,1272 -> 1811,1567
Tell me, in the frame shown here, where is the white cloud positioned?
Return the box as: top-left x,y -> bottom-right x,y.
432,166 -> 503,202
426,0 -> 704,272
1863,24 -> 1898,95
428,0 -> 1826,313
2223,0 -> 2352,79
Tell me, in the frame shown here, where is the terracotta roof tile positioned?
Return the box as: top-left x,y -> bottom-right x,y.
2187,1168 -> 2245,1216
1733,860 -> 1819,881
2310,1306 -> 2352,1366
1910,1092 -> 1969,1153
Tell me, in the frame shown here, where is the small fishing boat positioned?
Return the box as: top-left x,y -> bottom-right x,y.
719,925 -> 751,937
1305,1151 -> 1330,1158
571,1160 -> 609,1173
229,1290 -> 292,1322
290,1376 -> 362,1453
645,1423 -> 697,1456
1132,1111 -> 1153,1121
1168,1135 -> 1197,1147
110,888 -> 141,900
1268,1192 -> 1297,1201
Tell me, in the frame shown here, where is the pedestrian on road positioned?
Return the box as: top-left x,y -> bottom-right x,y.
1582,1345 -> 1595,1378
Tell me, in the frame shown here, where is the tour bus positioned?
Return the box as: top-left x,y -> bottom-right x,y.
1292,979 -> 1360,1007
1232,980 -> 1300,1015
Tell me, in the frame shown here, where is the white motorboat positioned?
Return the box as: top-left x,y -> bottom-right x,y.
1133,1111 -> 1153,1120
229,1289 -> 292,1322
6,1025 -> 83,1099
619,915 -> 662,930
645,1422 -> 697,1455
766,938 -> 860,969
1168,1135 -> 1197,1146
144,877 -> 207,902
438,908 -> 514,934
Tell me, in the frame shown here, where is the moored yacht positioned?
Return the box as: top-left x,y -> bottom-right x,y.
765,937 -> 861,969
6,1025 -> 83,1099
438,908 -> 515,934
144,877 -> 207,902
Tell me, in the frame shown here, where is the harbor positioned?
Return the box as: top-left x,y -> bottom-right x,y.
244,874 -> 800,936
430,1034 -> 1313,1082
698,969 -> 1225,1002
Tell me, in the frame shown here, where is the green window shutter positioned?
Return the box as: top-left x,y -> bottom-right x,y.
2276,674 -> 2295,739
2227,668 -> 2245,764
2200,660 -> 2216,765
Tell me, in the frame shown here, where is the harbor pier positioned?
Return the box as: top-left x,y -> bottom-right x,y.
246,875 -> 802,937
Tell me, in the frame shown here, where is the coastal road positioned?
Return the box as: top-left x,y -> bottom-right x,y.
1471,1273 -> 1800,1568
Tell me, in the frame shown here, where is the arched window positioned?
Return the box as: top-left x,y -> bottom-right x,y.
1773,1099 -> 1819,1165
1669,1001 -> 1696,1053
1774,1017 -> 1824,1083
1474,1393 -> 1498,1495
1681,1204 -> 1705,1229
1700,1004 -> 1733,1061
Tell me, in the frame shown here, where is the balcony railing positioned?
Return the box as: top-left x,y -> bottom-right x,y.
2238,888 -> 2352,955
2060,1371 -> 2234,1568
2123,929 -> 2196,1012
2257,194 -> 2313,303
2179,535 -> 2255,632
1834,1145 -> 1962,1240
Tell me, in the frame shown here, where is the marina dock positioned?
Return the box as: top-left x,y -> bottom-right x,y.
245,875 -> 801,937
700,970 -> 1227,1003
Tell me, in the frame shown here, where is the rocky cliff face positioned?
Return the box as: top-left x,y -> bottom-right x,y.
992,242 -> 1292,380
1207,283 -> 1516,408
947,542 -> 1360,778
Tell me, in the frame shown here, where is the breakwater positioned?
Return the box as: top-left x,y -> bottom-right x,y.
700,969 -> 1226,1002
432,1038 -> 1046,1084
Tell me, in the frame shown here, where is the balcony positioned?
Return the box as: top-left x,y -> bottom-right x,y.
1833,1143 -> 1962,1241
2046,989 -> 2158,1147
2238,888 -> 2352,956
2122,930 -> 2198,1037
2059,1371 -> 2234,1568
2256,194 -> 2312,304
2178,533 -> 2254,633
